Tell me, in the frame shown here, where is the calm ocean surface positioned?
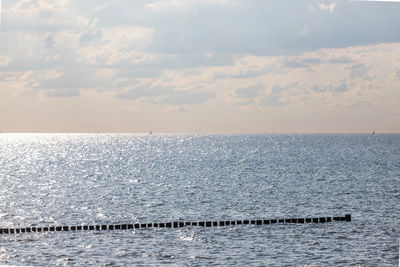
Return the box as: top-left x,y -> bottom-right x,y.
0,134 -> 399,266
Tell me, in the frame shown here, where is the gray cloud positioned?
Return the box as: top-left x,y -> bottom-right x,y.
302,58 -> 322,64
312,79 -> 349,93
282,58 -> 323,69
235,85 -> 263,98
212,71 -> 229,81
348,63 -> 371,80
45,35 -> 55,48
259,94 -> 289,106
350,100 -> 372,108
258,83 -> 297,106
79,28 -> 103,45
333,80 -> 348,92
396,69 -> 400,79
232,65 -> 276,78
327,56 -> 354,64
282,60 -> 308,69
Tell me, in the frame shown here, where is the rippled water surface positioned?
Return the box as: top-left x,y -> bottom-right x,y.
0,134 -> 399,266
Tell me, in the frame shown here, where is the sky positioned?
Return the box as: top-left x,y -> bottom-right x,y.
1,0 -> 400,133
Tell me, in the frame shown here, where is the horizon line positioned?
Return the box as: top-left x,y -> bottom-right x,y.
0,131 -> 397,135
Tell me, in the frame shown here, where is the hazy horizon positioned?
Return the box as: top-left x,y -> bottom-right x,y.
0,131 -> 394,134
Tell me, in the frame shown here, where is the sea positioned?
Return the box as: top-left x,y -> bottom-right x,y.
0,134 -> 399,266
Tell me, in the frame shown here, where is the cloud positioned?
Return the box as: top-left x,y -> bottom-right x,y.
258,83 -> 297,106
347,63 -> 372,80
396,69 -> 400,79
212,71 -> 229,81
1,1 -> 400,133
327,55 -> 354,64
299,24 -> 310,36
234,84 -> 263,98
315,1 -> 336,13
77,16 -> 104,46
259,94 -> 289,106
312,79 -> 349,92
330,99 -> 373,109
79,28 -> 102,45
3,0 -> 400,76
45,88 -> 79,97
232,64 -> 276,78
282,57 -> 322,69
36,67 -> 111,90
118,85 -> 216,105
0,56 -> 11,66
4,0 -> 74,32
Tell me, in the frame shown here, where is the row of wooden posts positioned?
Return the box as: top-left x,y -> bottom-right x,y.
0,214 -> 351,235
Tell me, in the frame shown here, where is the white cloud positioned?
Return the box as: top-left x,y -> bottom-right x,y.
45,88 -> 79,97
300,24 -> 310,36
315,1 -> 336,13
118,84 -> 216,106
145,0 -> 230,11
77,25 -> 154,65
0,56 -> 11,66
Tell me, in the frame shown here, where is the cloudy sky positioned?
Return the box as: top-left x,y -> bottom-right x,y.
1,0 -> 400,133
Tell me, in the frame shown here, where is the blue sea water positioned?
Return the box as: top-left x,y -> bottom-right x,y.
0,134 -> 399,266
